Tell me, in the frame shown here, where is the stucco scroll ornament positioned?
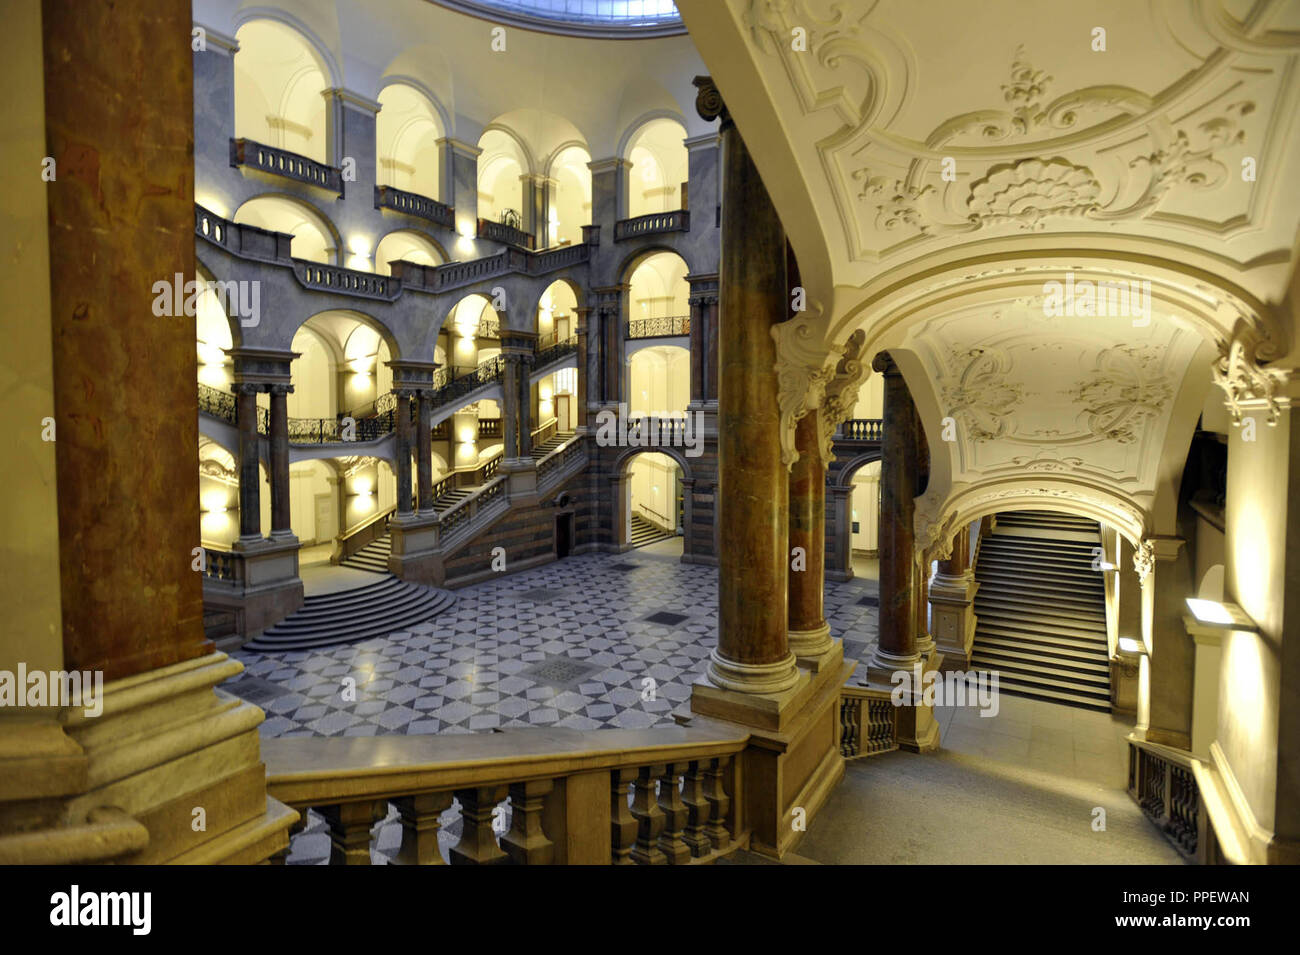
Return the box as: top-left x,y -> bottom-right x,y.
916,508 -> 961,564
772,310 -> 834,467
816,330 -> 869,466
1132,540 -> 1155,585
1212,334 -> 1290,428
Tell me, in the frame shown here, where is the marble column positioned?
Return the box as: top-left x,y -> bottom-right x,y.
518,352 -> 535,457
416,391 -> 434,512
268,384 -> 294,540
236,384 -> 263,545
588,157 -> 631,227
788,410 -> 833,660
868,352 -> 919,674
520,173 -> 550,247
702,93 -> 799,696
502,355 -> 521,459
394,391 -> 414,516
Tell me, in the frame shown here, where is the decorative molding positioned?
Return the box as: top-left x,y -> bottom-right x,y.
817,330 -> 869,466
772,312 -> 833,467
1212,333 -> 1293,427
940,345 -> 1024,442
1132,539 -> 1155,583
967,158 -> 1101,229
1068,345 -> 1175,444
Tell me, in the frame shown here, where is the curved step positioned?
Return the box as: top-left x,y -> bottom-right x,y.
244,576 -> 456,652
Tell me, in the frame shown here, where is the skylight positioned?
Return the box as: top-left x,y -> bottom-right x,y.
433,0 -> 685,37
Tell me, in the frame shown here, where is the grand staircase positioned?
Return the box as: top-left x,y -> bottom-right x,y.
243,575 -> 456,652
531,431 -> 574,460
339,487 -> 478,574
970,510 -> 1111,711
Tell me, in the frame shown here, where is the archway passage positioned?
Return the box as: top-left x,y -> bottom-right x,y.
625,117 -> 688,218
233,19 -> 329,162
624,451 -> 682,553
970,509 -> 1111,711
848,460 -> 880,581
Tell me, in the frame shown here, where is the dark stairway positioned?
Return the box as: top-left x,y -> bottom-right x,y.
531,431 -> 575,460
970,510 -> 1111,711
243,575 -> 456,652
630,513 -> 673,548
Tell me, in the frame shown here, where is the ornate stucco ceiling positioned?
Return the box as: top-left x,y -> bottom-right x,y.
678,0 -> 1300,541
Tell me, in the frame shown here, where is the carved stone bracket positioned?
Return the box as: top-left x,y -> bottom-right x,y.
1212,332 -> 1295,427
1132,539 -> 1155,584
771,312 -> 832,467
817,330 -> 869,466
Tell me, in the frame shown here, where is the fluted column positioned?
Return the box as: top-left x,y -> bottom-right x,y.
788,409 -> 832,659
236,383 -> 263,544
394,390 -> 414,516
868,352 -> 919,674
702,82 -> 798,695
268,384 -> 293,539
416,391 -> 434,512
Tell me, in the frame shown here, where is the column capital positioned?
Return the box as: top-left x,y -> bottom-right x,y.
436,137 -> 482,160
693,75 -> 731,128
386,359 -> 441,391
587,156 -> 632,175
322,87 -> 382,116
267,383 -> 294,397
871,350 -> 901,377
228,347 -> 298,388
686,272 -> 719,305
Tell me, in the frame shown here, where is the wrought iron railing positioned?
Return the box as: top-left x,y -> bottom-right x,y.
614,210 -> 690,241
535,335 -> 578,369
627,315 -> 690,339
429,355 -> 506,408
374,184 -> 455,229
1127,739 -> 1207,862
229,138 -> 343,194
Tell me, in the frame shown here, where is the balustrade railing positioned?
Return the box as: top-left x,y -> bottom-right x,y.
529,243 -> 589,273
263,721 -> 747,865
628,315 -> 690,339
614,210 -> 690,241
839,686 -> 899,760
478,417 -> 502,439
477,218 -> 535,250
1127,738 -> 1210,862
839,418 -> 884,441
230,138 -> 343,194
201,547 -> 238,583
438,475 -> 508,541
293,260 -> 400,301
374,185 -> 455,229
626,415 -> 690,449
536,435 -> 585,488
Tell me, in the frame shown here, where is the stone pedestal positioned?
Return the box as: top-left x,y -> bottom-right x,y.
931,526 -> 977,669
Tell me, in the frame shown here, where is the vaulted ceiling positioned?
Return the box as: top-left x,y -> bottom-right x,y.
679,0 -> 1300,544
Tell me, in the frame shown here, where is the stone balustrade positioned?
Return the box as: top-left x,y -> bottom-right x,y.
374,184 -> 455,229
839,685 -> 899,760
262,722 -> 749,864
614,210 -> 690,241
230,138 -> 343,194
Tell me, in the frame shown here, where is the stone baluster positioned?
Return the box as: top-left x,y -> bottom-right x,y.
681,761 -> 713,858
629,764 -> 667,865
318,801 -> 381,866
656,762 -> 691,864
450,786 -> 509,865
392,791 -> 454,865
501,779 -> 555,865
703,756 -> 732,850
610,768 -> 638,865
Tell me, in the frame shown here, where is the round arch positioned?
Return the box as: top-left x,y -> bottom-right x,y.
374,228 -> 448,275
375,74 -> 453,153
616,245 -> 695,286
616,109 -> 690,161
231,9 -> 343,88
234,193 -> 341,264
833,449 -> 884,488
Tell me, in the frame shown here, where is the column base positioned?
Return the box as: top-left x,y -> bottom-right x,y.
787,621 -> 834,662
931,572 -> 978,671
691,651 -> 811,733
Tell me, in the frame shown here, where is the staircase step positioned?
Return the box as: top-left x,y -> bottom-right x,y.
986,677 -> 1112,713
975,633 -> 1109,664
974,620 -> 1108,651
974,593 -> 1107,624
971,572 -> 1105,600
971,647 -> 1111,683
975,558 -> 1104,584
245,582 -> 456,652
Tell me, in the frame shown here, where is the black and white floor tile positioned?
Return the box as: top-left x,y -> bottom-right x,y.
229,549 -> 880,740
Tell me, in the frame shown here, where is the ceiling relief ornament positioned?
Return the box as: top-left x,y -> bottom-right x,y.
1211,332 -> 1293,427
817,330 -> 870,467
1132,539 -> 1155,584
1007,452 -> 1085,473
939,345 -> 1024,442
1067,345 -> 1174,445
966,158 -> 1102,230
853,170 -> 933,232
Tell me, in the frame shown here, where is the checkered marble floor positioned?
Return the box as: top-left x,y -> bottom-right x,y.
228,549 -> 880,740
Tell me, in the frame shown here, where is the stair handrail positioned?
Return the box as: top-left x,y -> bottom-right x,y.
536,433 -> 585,490
334,503 -> 396,564
436,473 -> 510,547
262,720 -> 748,865
530,416 -> 559,445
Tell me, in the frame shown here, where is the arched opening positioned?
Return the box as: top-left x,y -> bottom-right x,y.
233,20 -> 330,162
442,294 -> 501,377
626,250 -> 689,329
233,195 -> 336,263
290,312 -> 397,423
536,279 -> 579,344
374,229 -> 445,276
548,144 -> 592,246
375,83 -> 443,200
198,437 -> 239,549
195,281 -> 236,391
623,450 -> 683,555
625,118 -> 688,218
849,460 -> 881,581
627,345 -> 689,416
477,128 -> 528,227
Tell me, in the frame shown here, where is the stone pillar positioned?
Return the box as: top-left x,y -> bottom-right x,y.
574,306 -> 590,431
788,410 -> 833,663
520,173 -> 550,247
595,286 -> 628,407
416,391 -> 434,512
394,390 -> 414,516
192,26 -> 239,212
686,274 -> 719,406
519,353 -> 535,456
684,132 -> 720,221
439,137 -> 481,233
500,330 -> 538,460
268,384 -> 294,540
588,157 -> 631,227
1136,537 -> 1195,750
697,89 -> 799,699
236,384 -> 263,545
931,524 -> 979,669
825,484 -> 854,582
322,88 -> 380,230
